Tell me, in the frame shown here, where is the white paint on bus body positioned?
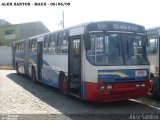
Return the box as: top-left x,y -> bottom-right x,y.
69,27 -> 85,36
37,36 -> 44,42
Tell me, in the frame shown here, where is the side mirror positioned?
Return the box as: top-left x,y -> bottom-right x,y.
84,34 -> 91,50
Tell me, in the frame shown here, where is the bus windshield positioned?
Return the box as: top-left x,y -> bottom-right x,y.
86,32 -> 149,66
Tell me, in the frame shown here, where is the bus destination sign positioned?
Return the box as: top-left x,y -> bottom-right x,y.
87,22 -> 145,33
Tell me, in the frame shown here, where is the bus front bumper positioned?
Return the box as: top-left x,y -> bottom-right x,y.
85,81 -> 150,102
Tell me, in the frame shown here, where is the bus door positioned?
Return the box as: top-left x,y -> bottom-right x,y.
68,36 -> 81,96
37,42 -> 43,80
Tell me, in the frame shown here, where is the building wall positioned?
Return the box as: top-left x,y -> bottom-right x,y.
0,21 -> 49,46
0,46 -> 12,65
0,21 -> 49,65
0,25 -> 21,46
20,22 -> 49,39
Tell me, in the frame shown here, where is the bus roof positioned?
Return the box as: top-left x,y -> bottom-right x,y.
13,21 -> 145,44
146,26 -> 160,31
146,26 -> 160,35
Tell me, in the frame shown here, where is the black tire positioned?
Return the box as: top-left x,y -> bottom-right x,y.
147,78 -> 158,99
59,72 -> 68,95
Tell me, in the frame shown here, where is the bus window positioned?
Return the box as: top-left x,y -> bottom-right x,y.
21,42 -> 25,53
44,35 -> 49,54
122,35 -> 147,65
31,39 -> 37,53
147,37 -> 158,54
87,33 -> 123,65
62,39 -> 68,54
18,42 -> 24,53
49,34 -> 56,54
57,32 -> 68,54
73,39 -> 80,56
15,44 -> 19,53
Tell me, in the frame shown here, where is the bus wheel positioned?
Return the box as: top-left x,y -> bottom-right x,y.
59,72 -> 68,95
32,68 -> 38,84
148,79 -> 156,98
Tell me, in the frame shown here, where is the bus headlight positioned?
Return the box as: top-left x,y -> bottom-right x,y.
100,85 -> 105,90
100,85 -> 113,90
106,85 -> 112,90
141,83 -> 146,87
136,84 -> 140,88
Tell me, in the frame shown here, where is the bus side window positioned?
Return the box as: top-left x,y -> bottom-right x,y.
147,37 -> 158,54
15,44 -> 18,53
57,33 -> 62,54
18,44 -> 20,53
73,39 -> 80,56
19,42 -> 23,53
21,42 -> 25,53
44,35 -> 49,54
19,43 -> 21,53
31,39 -> 37,53
62,38 -> 68,54
57,32 -> 68,54
49,34 -> 56,54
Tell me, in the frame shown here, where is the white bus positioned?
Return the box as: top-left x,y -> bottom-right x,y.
13,21 -> 150,102
146,27 -> 160,98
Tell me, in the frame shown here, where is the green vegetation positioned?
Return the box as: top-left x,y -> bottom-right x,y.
0,65 -> 13,70
0,39 -> 17,46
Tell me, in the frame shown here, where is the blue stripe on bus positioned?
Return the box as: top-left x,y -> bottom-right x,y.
98,69 -> 149,83
98,78 -> 144,83
40,78 -> 58,88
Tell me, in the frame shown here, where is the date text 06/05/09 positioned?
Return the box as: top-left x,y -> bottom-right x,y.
33,2 -> 71,6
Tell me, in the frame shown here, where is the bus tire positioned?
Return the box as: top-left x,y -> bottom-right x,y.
147,77 -> 158,99
32,67 -> 38,84
59,72 -> 68,96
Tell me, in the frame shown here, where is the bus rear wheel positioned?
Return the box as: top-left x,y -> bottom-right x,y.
59,72 -> 68,95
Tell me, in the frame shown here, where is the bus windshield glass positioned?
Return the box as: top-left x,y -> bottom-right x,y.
86,32 -> 149,66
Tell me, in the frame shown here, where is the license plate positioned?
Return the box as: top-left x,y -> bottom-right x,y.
135,70 -> 147,77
